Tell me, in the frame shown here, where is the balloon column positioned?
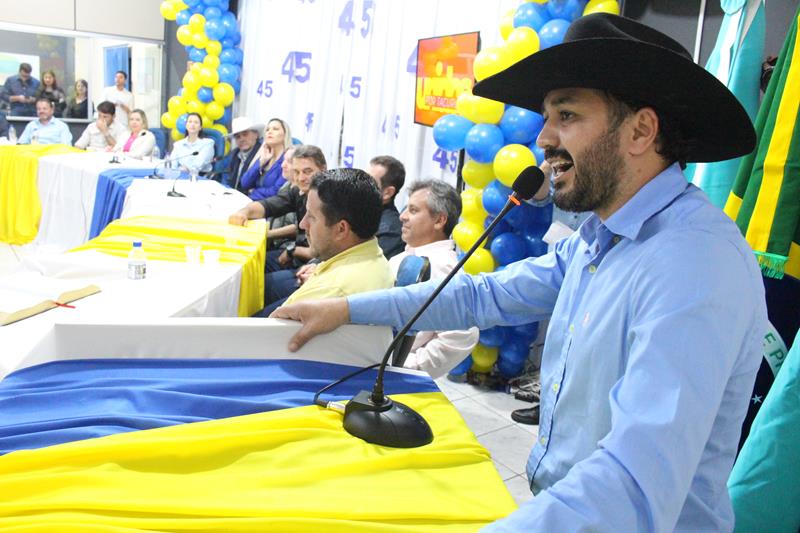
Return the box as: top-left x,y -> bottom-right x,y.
159,0 -> 244,147
434,0 -> 620,378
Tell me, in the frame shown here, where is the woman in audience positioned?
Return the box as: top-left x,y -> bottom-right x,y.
171,112 -> 215,174
239,118 -> 293,200
65,79 -> 91,119
35,70 -> 66,117
111,109 -> 155,159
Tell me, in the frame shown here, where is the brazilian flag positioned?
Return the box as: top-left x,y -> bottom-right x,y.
724,5 -> 800,280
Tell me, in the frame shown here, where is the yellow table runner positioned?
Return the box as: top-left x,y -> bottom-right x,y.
0,144 -> 82,244
71,216 -> 267,316
0,392 -> 516,532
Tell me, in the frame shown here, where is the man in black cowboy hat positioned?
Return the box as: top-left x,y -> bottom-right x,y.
272,14 -> 767,531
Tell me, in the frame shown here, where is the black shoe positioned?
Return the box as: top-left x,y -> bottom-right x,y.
514,389 -> 540,403
511,405 -> 539,425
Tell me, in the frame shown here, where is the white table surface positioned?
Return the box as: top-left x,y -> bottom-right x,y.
121,179 -> 251,220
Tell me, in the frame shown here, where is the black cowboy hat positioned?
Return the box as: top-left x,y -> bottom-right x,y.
473,14 -> 755,163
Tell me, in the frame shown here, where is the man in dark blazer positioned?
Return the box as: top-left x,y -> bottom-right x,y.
223,117 -> 262,192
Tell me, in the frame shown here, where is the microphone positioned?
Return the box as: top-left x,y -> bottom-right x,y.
164,151 -> 200,198
339,165 -> 545,448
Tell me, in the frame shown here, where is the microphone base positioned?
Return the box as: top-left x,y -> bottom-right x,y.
166,190 -> 186,198
342,390 -> 433,448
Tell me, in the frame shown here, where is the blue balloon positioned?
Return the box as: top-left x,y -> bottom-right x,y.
176,113 -> 188,135
513,3 -> 550,32
203,6 -> 222,19
183,0 -> 201,6
509,322 -> 539,343
490,232 -> 527,266
188,46 -> 206,62
234,48 -> 244,65
480,326 -> 507,347
229,29 -> 242,46
484,215 -> 514,242
432,114 -> 474,151
221,11 -> 238,35
219,48 -> 237,65
205,18 -> 226,40
499,106 -> 544,145
522,233 -> 548,257
547,0 -> 587,21
539,18 -> 571,49
218,63 -> 238,85
230,79 -> 241,95
202,0 -> 219,6
506,201 -> 534,230
176,9 -> 191,25
499,338 -> 531,365
197,86 -> 214,103
497,357 -> 526,378
482,180 -> 512,216
465,123 -> 505,163
190,4 -> 205,14
449,355 -> 473,376
528,203 -> 553,228
218,0 -> 229,9
529,142 -> 546,166
220,37 -> 234,49
221,106 -> 232,124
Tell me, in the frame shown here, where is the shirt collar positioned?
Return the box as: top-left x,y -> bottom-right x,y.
315,238 -> 383,274
579,162 -> 688,244
403,239 -> 454,256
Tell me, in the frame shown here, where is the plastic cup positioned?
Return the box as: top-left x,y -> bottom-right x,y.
203,249 -> 220,265
185,244 -> 202,264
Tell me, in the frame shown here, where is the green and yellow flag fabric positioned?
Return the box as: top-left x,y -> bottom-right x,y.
724,5 -> 800,279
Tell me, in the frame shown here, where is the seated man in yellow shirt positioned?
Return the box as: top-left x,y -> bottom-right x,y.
260,168 -> 394,315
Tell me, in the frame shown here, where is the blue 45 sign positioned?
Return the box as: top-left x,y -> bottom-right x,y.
282,52 -> 312,83
432,148 -> 458,172
339,0 -> 374,38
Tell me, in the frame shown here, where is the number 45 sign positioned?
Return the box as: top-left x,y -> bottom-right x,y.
282,51 -> 312,83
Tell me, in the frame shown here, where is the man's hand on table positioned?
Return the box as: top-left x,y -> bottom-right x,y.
270,297 -> 350,352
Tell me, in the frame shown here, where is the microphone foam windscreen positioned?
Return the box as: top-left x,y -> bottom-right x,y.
512,166 -> 545,200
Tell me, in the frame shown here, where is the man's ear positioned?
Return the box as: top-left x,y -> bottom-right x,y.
382,186 -> 396,204
433,213 -> 447,233
627,107 -> 659,157
335,219 -> 351,241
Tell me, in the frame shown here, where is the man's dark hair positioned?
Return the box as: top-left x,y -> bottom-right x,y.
19,63 -> 32,74
603,91 -> 692,169
97,100 -> 116,116
370,155 -> 405,201
310,168 -> 382,240
293,144 -> 327,170
35,97 -> 54,107
407,179 -> 462,237
115,70 -> 128,80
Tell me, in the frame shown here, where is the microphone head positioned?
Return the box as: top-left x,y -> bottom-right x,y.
192,151 -> 199,156
512,166 -> 545,201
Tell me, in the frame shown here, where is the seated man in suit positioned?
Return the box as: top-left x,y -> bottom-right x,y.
389,179 -> 479,378
367,155 -> 405,259
223,117 -> 261,192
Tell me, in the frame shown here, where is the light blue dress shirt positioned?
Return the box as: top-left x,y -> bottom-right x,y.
18,118 -> 72,145
348,163 -> 767,531
170,137 -> 215,173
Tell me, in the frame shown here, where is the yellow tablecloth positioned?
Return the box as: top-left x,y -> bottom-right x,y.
0,144 -> 82,244
71,216 -> 267,316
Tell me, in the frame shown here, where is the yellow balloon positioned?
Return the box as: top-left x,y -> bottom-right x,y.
493,144 -> 537,187
190,62 -> 203,74
212,83 -> 235,107
471,343 -> 499,372
174,0 -> 188,9
452,221 -> 487,252
170,128 -> 185,142
472,96 -> 505,124
461,188 -> 488,224
192,31 -> 209,49
188,13 -> 206,31
186,99 -> 206,115
583,0 -> 620,15
198,65 -> 219,87
160,0 -> 178,20
176,25 -> 193,46
181,87 -> 197,102
203,54 -> 220,69
525,0 -> 548,3
206,40 -> 222,56
462,159 -> 495,189
205,100 -> 224,120
463,248 -> 496,276
161,111 -> 176,129
499,8 -> 516,40
182,71 -> 201,92
473,46 -> 514,81
455,92 -> 475,118
506,26 -> 540,62
167,95 -> 185,116
224,138 -> 231,155
210,123 -> 229,137
201,115 -> 213,128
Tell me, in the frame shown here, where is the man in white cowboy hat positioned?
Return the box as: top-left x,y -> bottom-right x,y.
272,14 -> 766,531
223,116 -> 262,192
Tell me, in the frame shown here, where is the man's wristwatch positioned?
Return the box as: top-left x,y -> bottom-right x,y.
285,242 -> 296,258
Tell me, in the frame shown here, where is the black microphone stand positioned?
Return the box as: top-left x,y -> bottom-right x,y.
342,167 -> 544,448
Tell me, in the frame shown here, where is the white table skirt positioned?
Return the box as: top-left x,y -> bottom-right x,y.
121,179 -> 251,221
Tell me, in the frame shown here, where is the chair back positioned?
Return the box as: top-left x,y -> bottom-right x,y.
391,255 -> 431,367
149,128 -> 168,156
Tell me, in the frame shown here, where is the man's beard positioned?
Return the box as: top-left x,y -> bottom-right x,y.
550,126 -> 624,214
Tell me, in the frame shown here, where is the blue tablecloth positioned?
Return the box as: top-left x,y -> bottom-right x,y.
89,168 -> 157,239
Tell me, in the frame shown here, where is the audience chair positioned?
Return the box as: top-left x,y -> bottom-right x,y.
391,255 -> 431,367
149,128 -> 168,156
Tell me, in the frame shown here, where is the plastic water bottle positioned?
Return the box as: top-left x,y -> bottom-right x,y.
164,152 -> 171,168
127,240 -> 147,280
31,132 -> 39,145
8,125 -> 16,144
151,145 -> 161,162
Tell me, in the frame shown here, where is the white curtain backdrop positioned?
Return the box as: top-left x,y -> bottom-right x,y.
238,0 -> 518,207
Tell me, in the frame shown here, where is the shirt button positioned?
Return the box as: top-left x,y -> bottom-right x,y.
588,264 -> 597,273
540,436 -> 548,445
569,324 -> 575,333
552,383 -> 560,392
613,236 -> 621,244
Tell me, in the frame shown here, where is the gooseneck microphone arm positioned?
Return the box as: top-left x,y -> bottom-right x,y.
341,165 -> 545,448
